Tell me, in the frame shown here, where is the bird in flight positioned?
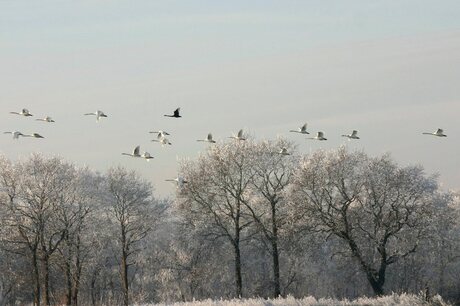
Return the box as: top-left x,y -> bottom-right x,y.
197,133 -> 216,143
423,128 -> 447,137
164,108 -> 181,118
149,130 -> 170,139
122,145 -> 142,157
10,108 -> 33,117
165,176 -> 188,187
141,152 -> 154,161
229,129 -> 246,141
122,146 -> 154,161
342,130 -> 360,140
278,147 -> 291,155
26,133 -> 45,138
4,131 -> 25,139
308,132 -> 327,141
290,123 -> 309,134
152,137 -> 172,146
84,110 -> 108,122
4,131 -> 44,139
36,116 -> 55,123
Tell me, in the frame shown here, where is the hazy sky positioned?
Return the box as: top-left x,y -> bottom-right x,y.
1,1 -> 460,197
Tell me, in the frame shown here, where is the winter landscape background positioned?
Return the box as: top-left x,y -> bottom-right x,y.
0,144 -> 459,305
1,1 -> 460,306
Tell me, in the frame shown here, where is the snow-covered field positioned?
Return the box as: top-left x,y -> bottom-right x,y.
141,293 -> 451,306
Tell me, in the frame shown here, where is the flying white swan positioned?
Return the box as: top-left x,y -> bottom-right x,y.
278,147 -> 291,155
25,133 -> 45,138
165,176 -> 188,186
164,108 -> 181,118
149,130 -> 170,139
308,132 -> 327,141
423,128 -> 447,137
4,131 -> 24,139
290,123 -> 309,134
229,129 -> 246,141
342,130 -> 360,139
122,146 -> 154,161
4,132 -> 44,139
35,116 -> 55,123
141,152 -> 154,161
84,110 -> 107,122
10,109 -> 33,117
152,137 -> 172,146
197,133 -> 216,143
122,145 -> 141,157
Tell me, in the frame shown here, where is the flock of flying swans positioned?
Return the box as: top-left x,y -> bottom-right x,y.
5,107 -> 448,182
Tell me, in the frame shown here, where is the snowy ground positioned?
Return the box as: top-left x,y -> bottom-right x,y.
140,293 -> 450,306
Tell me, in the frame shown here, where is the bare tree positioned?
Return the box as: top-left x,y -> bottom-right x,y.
0,156 -> 42,305
0,155 -> 78,305
105,167 -> 158,306
55,168 -> 104,306
22,155 -> 77,305
291,148 -> 438,296
179,141 -> 255,298
243,139 -> 297,297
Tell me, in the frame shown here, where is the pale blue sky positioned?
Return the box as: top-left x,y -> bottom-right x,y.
1,1 -> 460,197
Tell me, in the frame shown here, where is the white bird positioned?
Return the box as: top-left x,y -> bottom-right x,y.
4,131 -> 44,139
165,176 -> 188,186
4,131 -> 25,139
24,133 -> 45,138
149,130 -> 170,139
152,137 -> 172,146
290,123 -> 309,134
122,145 -> 142,157
278,147 -> 291,155
84,110 -> 108,122
342,130 -> 360,139
35,116 -> 55,123
308,132 -> 327,141
122,146 -> 154,161
229,129 -> 246,141
423,128 -> 447,137
197,133 -> 216,143
141,152 -> 154,161
10,108 -> 33,117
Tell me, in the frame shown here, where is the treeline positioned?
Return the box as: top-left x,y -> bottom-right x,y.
0,139 -> 458,306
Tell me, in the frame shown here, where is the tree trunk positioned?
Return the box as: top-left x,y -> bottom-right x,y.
90,268 -> 99,306
233,207 -> 243,299
65,258 -> 72,306
121,249 -> 129,306
233,241 -> 243,298
121,224 -> 129,306
72,235 -> 82,306
42,254 -> 51,306
271,204 -> 281,298
32,251 -> 41,306
72,262 -> 81,306
346,237 -> 385,296
366,274 -> 384,296
271,239 -> 281,297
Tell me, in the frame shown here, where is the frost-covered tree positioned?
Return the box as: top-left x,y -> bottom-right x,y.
0,155 -> 77,305
0,147 -> 458,304
179,141 -> 255,298
243,139 -> 297,297
291,148 -> 440,296
105,167 -> 160,306
54,168 -> 105,306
